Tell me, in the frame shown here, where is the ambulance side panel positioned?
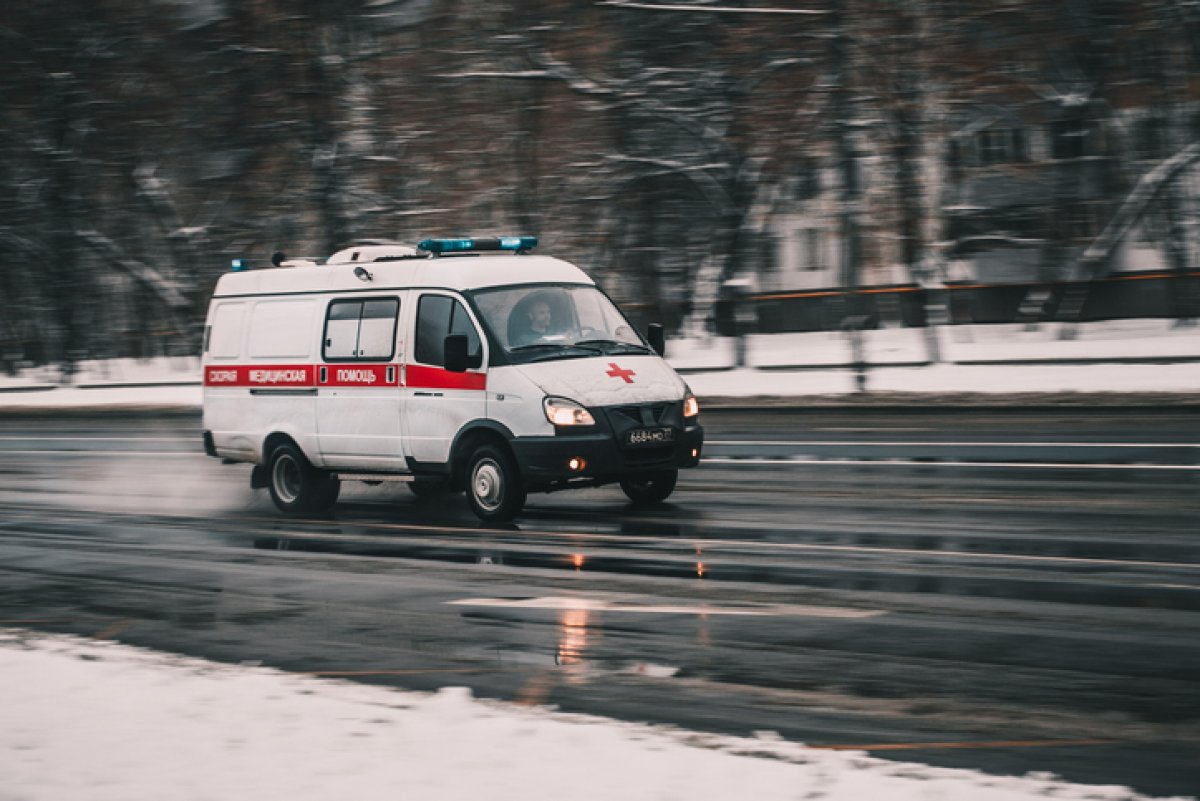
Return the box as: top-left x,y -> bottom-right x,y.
484,365 -> 553,438
203,297 -> 321,465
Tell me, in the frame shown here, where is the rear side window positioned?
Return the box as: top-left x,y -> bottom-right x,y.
323,297 -> 399,361
415,294 -> 482,367
208,303 -> 246,359
249,300 -> 314,359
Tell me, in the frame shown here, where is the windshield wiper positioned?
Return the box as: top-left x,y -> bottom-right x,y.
509,343 -> 568,354
510,342 -> 604,362
573,339 -> 653,354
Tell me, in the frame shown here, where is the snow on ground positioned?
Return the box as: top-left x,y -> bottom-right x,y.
0,356 -> 202,389
940,320 -> 1200,363
1,631 -> 1187,801
0,382 -> 204,409
0,356 -> 203,409
666,319 -> 1200,370
656,319 -> 1200,397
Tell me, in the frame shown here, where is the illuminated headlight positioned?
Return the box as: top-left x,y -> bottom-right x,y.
683,392 -> 700,418
544,396 -> 595,426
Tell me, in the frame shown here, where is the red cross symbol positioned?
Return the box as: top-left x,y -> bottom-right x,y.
605,362 -> 636,383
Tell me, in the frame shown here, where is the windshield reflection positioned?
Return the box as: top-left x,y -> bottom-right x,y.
472,285 -> 652,363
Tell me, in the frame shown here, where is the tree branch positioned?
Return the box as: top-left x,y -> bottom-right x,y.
1080,142 -> 1200,272
77,230 -> 192,311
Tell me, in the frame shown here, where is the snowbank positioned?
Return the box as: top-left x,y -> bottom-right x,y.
1,632 -> 1184,801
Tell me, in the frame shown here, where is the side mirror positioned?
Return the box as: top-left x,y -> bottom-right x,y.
444,333 -> 469,373
646,323 -> 665,357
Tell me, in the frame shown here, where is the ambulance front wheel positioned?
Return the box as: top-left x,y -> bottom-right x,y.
465,444 -> 526,522
267,442 -> 339,515
620,469 -> 678,505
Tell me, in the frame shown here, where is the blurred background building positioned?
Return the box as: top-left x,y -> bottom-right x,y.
1,0 -> 1197,371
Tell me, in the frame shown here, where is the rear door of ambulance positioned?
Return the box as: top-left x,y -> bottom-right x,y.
315,293 -> 408,471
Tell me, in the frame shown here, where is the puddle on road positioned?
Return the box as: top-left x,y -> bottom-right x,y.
244,527 -> 1200,613
252,532 -> 712,582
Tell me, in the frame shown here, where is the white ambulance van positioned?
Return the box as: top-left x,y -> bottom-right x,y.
201,237 -> 703,521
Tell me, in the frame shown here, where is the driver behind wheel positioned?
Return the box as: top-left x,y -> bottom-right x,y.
510,295 -> 564,346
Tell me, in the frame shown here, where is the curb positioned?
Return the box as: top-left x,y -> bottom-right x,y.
0,385 -> 61,394
0,405 -> 202,418
76,381 -> 201,390
951,356 -> 1200,366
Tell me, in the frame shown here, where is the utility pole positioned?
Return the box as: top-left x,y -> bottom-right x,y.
828,0 -> 867,391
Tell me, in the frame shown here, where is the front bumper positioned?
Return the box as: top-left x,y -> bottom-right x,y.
510,399 -> 703,487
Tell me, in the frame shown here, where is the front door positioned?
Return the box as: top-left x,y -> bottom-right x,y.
403,292 -> 488,465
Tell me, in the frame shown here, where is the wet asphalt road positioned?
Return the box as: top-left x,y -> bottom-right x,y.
0,407 -> 1198,797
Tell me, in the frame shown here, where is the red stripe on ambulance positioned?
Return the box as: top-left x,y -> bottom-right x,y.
406,364 -> 487,391
205,365 -> 314,387
319,364 -> 396,387
205,363 -> 481,390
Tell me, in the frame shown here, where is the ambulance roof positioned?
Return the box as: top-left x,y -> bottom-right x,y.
211,254 -> 595,298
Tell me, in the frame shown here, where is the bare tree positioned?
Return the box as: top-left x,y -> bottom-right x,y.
441,2 -> 818,334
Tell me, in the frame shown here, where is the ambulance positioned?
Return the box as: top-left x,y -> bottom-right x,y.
201,237 -> 704,521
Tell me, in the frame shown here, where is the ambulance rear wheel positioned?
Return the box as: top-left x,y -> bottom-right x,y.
620,469 -> 678,505
465,444 -> 525,522
267,442 -> 339,515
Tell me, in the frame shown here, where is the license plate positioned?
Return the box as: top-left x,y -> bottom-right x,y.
626,427 -> 674,446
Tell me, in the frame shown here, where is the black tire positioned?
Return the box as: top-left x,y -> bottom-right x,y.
464,443 -> 526,522
266,442 -> 339,515
620,469 -> 678,505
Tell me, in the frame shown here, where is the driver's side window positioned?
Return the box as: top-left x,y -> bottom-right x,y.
415,294 -> 482,367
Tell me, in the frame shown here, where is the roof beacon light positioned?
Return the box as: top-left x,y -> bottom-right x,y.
231,258 -> 250,272
417,236 -> 537,255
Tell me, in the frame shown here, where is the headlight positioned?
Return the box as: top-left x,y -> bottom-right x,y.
683,392 -> 699,418
544,396 -> 595,426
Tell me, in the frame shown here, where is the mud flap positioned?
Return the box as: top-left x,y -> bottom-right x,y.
250,464 -> 269,489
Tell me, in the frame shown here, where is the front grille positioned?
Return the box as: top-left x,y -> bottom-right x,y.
608,403 -> 670,427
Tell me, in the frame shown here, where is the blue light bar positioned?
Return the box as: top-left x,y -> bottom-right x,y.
417,236 -> 537,255
231,258 -> 249,272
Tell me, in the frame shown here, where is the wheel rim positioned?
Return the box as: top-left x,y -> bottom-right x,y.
472,458 -> 504,512
273,454 -> 301,504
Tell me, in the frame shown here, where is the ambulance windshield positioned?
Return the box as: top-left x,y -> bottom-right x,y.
471,285 -> 651,363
